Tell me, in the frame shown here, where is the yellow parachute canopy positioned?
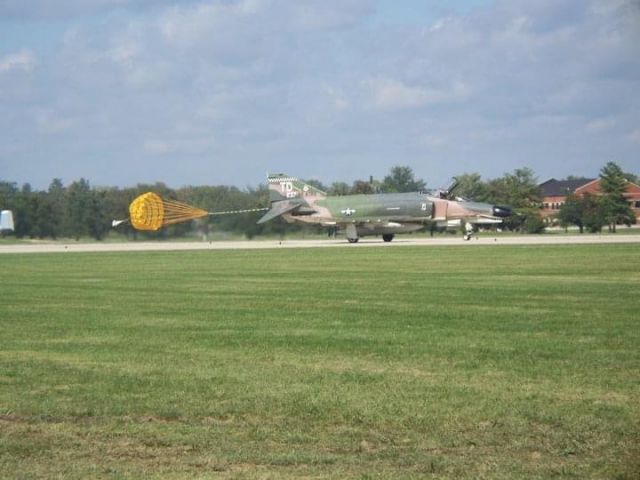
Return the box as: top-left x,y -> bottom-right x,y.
129,192 -> 209,231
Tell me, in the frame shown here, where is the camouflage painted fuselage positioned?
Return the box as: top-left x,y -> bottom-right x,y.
258,174 -> 510,240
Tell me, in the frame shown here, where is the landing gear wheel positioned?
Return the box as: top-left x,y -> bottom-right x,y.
382,234 -> 394,242
348,238 -> 359,243
463,222 -> 474,241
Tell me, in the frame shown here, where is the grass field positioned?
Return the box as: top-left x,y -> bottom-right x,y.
1,244 -> 639,479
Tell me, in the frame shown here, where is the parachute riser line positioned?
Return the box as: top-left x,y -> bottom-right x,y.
208,207 -> 269,216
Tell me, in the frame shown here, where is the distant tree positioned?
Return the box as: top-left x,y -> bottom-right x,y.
47,178 -> 66,238
31,191 -> 58,238
176,183 -> 279,239
302,179 -> 327,193
451,173 -> 488,201
558,193 -> 607,233
229,184 -> 276,239
381,166 -> 426,193
623,171 -> 638,184
485,168 -> 540,232
2,181 -> 65,238
599,161 -> 635,232
328,182 -> 350,196
486,168 -> 539,206
13,183 -> 37,238
351,179 -> 375,194
66,178 -> 92,240
581,193 -> 607,233
87,189 -> 110,240
525,213 -> 546,234
558,194 -> 587,233
103,187 -> 130,229
0,181 -> 18,210
600,162 -> 627,194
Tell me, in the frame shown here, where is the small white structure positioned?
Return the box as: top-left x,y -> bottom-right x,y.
1,210 -> 15,232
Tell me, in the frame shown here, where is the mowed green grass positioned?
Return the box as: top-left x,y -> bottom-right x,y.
1,244 -> 639,479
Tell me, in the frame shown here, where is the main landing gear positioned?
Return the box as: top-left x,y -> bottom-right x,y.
345,225 -> 395,243
346,224 -> 359,243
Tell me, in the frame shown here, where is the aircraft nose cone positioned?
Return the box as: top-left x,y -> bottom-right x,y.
493,205 -> 512,218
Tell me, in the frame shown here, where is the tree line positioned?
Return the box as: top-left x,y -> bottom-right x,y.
0,162 -> 636,240
0,179 -> 276,240
555,162 -> 637,233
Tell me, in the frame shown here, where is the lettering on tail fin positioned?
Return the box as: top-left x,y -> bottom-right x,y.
267,173 -> 326,202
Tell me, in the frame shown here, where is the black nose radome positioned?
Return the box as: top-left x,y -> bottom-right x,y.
493,205 -> 512,217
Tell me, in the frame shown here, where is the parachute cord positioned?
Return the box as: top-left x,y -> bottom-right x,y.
208,207 -> 269,216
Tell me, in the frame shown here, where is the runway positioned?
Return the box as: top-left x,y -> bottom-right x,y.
2,233 -> 639,254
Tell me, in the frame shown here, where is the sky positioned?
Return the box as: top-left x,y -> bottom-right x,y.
1,0 -> 639,190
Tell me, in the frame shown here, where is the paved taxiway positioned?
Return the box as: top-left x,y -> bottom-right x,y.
1,234 -> 639,254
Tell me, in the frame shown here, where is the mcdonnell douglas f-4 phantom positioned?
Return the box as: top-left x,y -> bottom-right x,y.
258,173 -> 512,242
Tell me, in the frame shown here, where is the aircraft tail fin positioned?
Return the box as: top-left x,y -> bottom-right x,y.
267,173 -> 326,203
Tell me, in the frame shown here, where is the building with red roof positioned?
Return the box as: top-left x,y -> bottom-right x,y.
538,178 -> 640,223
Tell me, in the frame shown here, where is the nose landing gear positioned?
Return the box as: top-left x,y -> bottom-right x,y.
463,222 -> 474,241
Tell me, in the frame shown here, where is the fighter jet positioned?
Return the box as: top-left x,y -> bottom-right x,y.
258,173 -> 511,242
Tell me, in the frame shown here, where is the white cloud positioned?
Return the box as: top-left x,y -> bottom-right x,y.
368,78 -> 469,110
289,0 -> 373,30
34,109 -> 74,134
143,139 -> 170,155
0,0 -> 203,19
585,117 -> 617,133
105,38 -> 156,87
0,50 -> 36,73
627,128 -> 640,145
324,86 -> 350,110
108,41 -> 139,65
368,78 -> 430,110
143,136 -> 214,156
419,134 -> 448,148
158,2 -> 243,46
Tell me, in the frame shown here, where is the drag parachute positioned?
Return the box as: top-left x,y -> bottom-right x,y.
128,192 -> 209,231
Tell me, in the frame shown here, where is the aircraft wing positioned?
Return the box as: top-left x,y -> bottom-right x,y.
257,200 -> 301,224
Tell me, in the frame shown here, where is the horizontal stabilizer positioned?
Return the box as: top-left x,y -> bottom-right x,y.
257,200 -> 300,224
